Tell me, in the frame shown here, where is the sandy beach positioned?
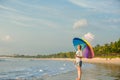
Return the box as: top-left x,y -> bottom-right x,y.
32,57 -> 120,66
83,58 -> 120,66
0,57 -> 120,66
39,58 -> 120,80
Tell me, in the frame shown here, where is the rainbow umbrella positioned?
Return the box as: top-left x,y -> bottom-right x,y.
73,37 -> 94,58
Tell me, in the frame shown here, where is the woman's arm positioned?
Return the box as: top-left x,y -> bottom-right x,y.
75,54 -> 82,58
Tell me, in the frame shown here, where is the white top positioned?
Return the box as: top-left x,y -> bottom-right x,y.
76,50 -> 82,62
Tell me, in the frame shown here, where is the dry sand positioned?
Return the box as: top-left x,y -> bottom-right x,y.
33,57 -> 120,66
83,58 -> 120,66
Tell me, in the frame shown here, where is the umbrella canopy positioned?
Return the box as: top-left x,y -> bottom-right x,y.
73,37 -> 94,58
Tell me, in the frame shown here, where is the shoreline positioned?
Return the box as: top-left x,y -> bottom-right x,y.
31,57 -> 120,66
0,57 -> 120,66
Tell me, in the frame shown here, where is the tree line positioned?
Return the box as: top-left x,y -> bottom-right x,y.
13,38 -> 120,58
13,52 -> 75,58
94,38 -> 120,58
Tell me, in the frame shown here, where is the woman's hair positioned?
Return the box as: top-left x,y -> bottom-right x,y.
77,45 -> 81,50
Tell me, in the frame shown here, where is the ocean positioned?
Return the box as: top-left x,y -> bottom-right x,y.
0,58 -> 120,80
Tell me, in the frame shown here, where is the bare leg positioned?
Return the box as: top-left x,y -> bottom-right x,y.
76,66 -> 82,80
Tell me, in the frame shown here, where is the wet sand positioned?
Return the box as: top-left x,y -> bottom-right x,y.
40,62 -> 120,80
34,58 -> 120,80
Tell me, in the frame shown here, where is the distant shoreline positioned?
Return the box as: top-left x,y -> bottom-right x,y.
0,57 -> 120,66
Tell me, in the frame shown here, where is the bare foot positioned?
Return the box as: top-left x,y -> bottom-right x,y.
76,78 -> 80,80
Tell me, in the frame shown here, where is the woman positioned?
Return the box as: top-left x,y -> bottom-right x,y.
75,45 -> 82,80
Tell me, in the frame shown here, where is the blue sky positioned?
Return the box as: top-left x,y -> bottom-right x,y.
0,0 -> 120,55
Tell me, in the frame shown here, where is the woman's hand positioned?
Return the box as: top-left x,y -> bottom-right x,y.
76,55 -> 83,58
73,60 -> 76,64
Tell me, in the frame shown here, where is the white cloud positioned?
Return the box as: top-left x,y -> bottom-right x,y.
1,35 -> 12,42
0,4 -> 17,11
69,0 -> 93,9
0,1 -> 69,28
73,19 -> 87,29
83,32 -> 94,41
69,0 -> 120,14
0,12 -> 60,28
